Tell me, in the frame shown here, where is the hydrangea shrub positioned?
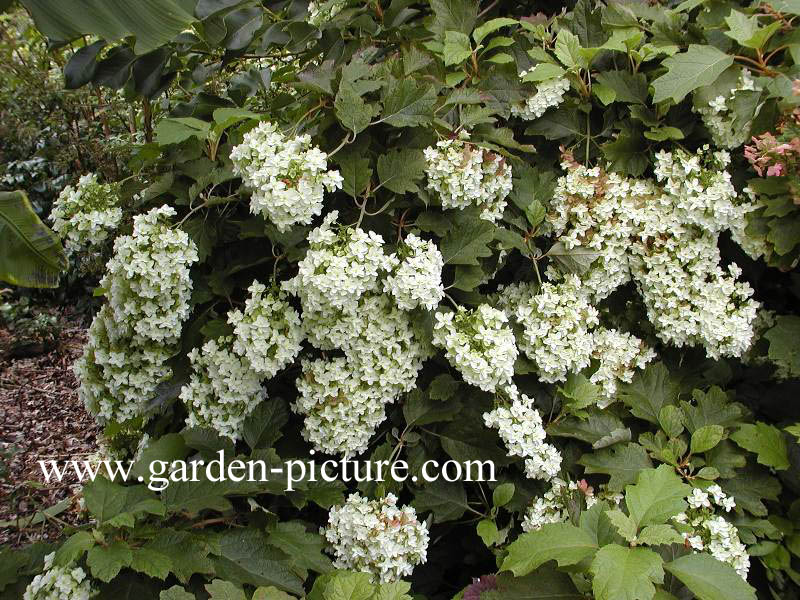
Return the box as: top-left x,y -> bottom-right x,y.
7,1 -> 800,599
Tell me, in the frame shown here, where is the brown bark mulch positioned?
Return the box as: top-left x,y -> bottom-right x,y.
0,311 -> 100,547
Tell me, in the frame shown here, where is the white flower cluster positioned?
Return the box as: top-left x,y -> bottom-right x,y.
511,75 -> 570,121
653,148 -> 743,234
180,336 -> 266,440
547,162 -> 650,300
673,485 -> 749,579
384,233 -> 445,310
230,121 -> 342,231
285,211 -> 393,317
433,304 -> 518,392
590,328 -> 656,401
75,206 -> 198,423
228,281 -> 304,377
522,478 -> 623,531
285,212 -> 427,455
323,493 -> 429,583
515,275 -> 598,383
631,150 -> 759,359
424,137 -> 513,222
23,553 -> 95,600
548,150 -> 759,359
295,356 -> 386,456
696,69 -> 760,149
50,173 -> 123,258
484,386 -> 561,480
511,275 -> 654,395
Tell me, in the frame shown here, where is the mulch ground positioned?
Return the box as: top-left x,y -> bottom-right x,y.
0,310 -> 101,547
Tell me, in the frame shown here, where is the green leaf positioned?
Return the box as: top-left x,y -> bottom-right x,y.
146,529 -> 215,584
160,586 -> 196,600
334,87 -> 379,135
664,553 -> 756,600
213,529 -> 304,595
323,571 -> 374,600
372,581 -> 412,600
691,425 -> 724,454
764,316 -> 800,377
337,150 -> 373,198
252,587 -> 298,600
206,580 -> 248,600
590,545 -> 664,600
501,523 -> 598,576
380,79 -> 437,127
0,190 -> 67,288
473,17 -> 518,44
443,30 -> 472,66
377,149 -> 426,194
130,547 -> 172,580
64,40 -> 105,89
594,70 -> 648,104
579,443 -> 653,492
602,132 -> 648,177
637,524 -> 683,546
730,422 -> 790,470
493,483 -> 515,508
606,508 -> 638,542
429,0 -> 477,35
680,387 -> 744,433
242,398 -> 290,450
658,405 -> 685,439
651,45 -> 734,104
266,522 -> 332,575
618,363 -> 680,425
412,479 -> 469,523
83,477 -> 164,526
625,465 -> 690,528
53,531 -> 95,567
520,63 -> 566,82
482,568 -> 583,599
440,218 -> 495,265
403,389 -> 461,426
154,117 -> 211,146
20,0 -> 196,54
724,10 -> 780,50
555,29 -> 585,69
87,540 -> 133,582
477,519 -> 502,546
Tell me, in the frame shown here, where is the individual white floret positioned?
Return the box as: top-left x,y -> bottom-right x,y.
231,121 -> 343,231
180,337 -> 265,441
323,493 -> 429,583
384,233 -> 445,311
432,304 -> 518,392
23,553 -> 96,600
423,137 -> 513,222
228,280 -> 304,377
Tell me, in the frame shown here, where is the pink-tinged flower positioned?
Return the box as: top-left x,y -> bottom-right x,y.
793,79 -> 800,96
767,163 -> 785,176
463,575 -> 498,600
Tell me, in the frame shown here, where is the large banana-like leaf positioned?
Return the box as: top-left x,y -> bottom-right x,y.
0,191 -> 67,288
20,0 -> 198,54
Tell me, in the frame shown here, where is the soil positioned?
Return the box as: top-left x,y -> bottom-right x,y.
0,310 -> 101,547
